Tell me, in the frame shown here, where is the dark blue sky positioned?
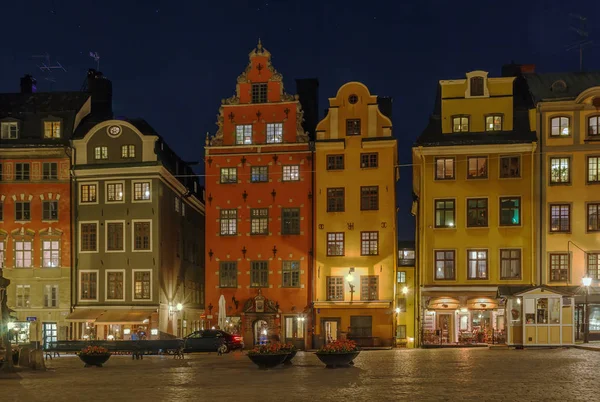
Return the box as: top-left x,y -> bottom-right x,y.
2,0 -> 598,239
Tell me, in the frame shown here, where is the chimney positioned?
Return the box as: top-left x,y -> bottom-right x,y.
87,69 -> 113,119
502,63 -> 536,77
377,96 -> 393,121
20,75 -> 37,93
295,78 -> 319,141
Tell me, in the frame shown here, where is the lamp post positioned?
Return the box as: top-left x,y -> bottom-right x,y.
583,276 -> 592,344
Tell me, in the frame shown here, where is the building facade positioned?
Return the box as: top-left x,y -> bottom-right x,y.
204,41 -> 314,349
313,82 -> 397,348
396,241 -> 416,347
0,75 -> 90,344
413,69 -> 538,346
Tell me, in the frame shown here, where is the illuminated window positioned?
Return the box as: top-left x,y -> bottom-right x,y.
485,115 -> 502,131
587,156 -> 600,183
360,276 -> 378,300
435,157 -> 454,180
361,231 -> 379,256
107,183 -> 124,202
251,166 -> 268,182
41,238 -> 60,268
435,199 -> 455,228
220,209 -> 237,236
467,249 -> 488,279
44,121 -> 61,138
220,167 -> 237,184
550,157 -> 570,184
550,204 -> 570,233
44,285 -> 58,308
235,125 -> 252,145
94,146 -> 108,160
452,116 -> 469,132
0,122 -> 18,139
326,276 -> 344,301
589,116 -> 600,136
134,271 -> 151,299
14,237 -> 33,268
326,232 -> 344,256
16,285 -> 31,307
588,253 -> 600,280
133,181 -> 151,200
435,250 -> 455,280
282,261 -> 300,288
250,208 -> 268,235
500,249 -> 521,279
121,145 -> 135,158
397,271 -> 406,283
588,203 -> 600,232
360,186 -> 379,210
250,261 -> 268,287
266,123 -> 283,143
550,117 -> 570,136
282,165 -> 299,181
80,184 -> 97,203
467,156 -> 487,179
549,253 -> 569,282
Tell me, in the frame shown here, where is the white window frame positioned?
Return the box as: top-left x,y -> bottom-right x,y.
41,236 -> 61,268
282,165 -> 300,182
105,180 -> 125,204
235,124 -> 253,145
464,71 -> 489,98
79,182 -> 99,205
1,121 -> 19,139
43,284 -> 59,308
266,123 -> 283,144
16,284 -> 31,308
14,237 -> 34,268
94,146 -> 108,160
132,219 -> 153,252
131,180 -> 152,203
79,270 -> 99,302
43,120 -> 62,139
78,221 -> 99,254
105,220 -> 126,253
105,269 -> 126,302
132,269 -> 153,301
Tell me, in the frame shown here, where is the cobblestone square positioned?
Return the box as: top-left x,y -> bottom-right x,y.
1,348 -> 597,402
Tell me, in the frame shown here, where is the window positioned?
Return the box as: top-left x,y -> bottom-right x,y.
346,119 -> 361,136
396,325 -> 407,339
251,166 -> 268,182
326,276 -> 344,301
175,198 -> 180,212
250,261 -> 268,287
121,145 -> 135,158
327,155 -> 344,170
16,285 -> 30,308
485,115 -> 502,131
0,236 -> 4,267
588,253 -> 600,280
467,156 -> 488,179
588,203 -> 600,232
550,157 -> 570,184
235,125 -> 253,145
15,163 -> 30,181
134,271 -> 151,299
220,167 -> 238,184
435,250 -> 455,280
550,253 -> 569,282
435,157 -> 455,180
80,272 -> 97,300
250,208 -> 268,235
44,285 -> 58,308
80,223 -> 98,252
282,165 -> 299,181
327,232 -> 344,256
220,209 -> 237,236
15,201 -> 31,221
0,164 -> 3,182
500,197 -> 521,226
133,221 -> 151,251
360,186 -> 379,211
44,121 -> 61,138
1,122 -> 18,139
266,123 -> 283,143
397,271 -> 406,283
470,76 -> 484,97
107,182 -> 124,202
107,222 -> 125,251
0,202 -> 3,221
42,238 -> 60,267
500,249 -> 522,279
360,276 -> 378,300
282,261 -> 300,288
551,117 -> 570,136
252,83 -> 268,103
467,250 -> 488,279
219,262 -> 237,288
42,162 -> 58,180
588,156 -> 600,183
435,199 -> 455,228
589,116 -> 600,136
133,181 -> 151,201
500,156 -> 520,178
107,271 -> 124,300
42,201 -> 58,221
327,188 -> 345,212
80,184 -> 97,203
452,116 -> 469,132
361,153 -> 378,168
94,146 -> 108,160
281,208 -> 300,235
467,198 -> 488,227
550,204 -> 571,233
360,231 -> 379,255
14,238 -> 33,268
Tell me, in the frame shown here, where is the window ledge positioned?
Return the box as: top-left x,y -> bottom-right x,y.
42,220 -> 59,223
15,220 -> 31,224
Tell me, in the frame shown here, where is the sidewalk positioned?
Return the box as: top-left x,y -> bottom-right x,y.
573,341 -> 600,352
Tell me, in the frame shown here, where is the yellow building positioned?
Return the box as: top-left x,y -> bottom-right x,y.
396,242 -> 416,347
413,69 -> 538,346
526,72 -> 600,342
313,82 -> 398,348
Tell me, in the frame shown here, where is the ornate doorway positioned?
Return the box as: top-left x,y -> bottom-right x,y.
253,319 -> 269,345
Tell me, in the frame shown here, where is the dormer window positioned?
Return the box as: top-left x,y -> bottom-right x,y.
44,121 -> 61,138
452,116 -> 470,132
1,122 -> 18,139
251,83 -> 268,103
470,77 -> 484,97
465,71 -> 489,98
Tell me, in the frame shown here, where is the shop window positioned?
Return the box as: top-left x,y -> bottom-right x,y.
590,306 -> 600,332
326,232 -> 344,256
467,156 -> 488,179
361,153 -> 378,168
285,316 -> 304,339
80,271 -> 97,300
107,222 -> 124,251
485,115 -> 502,131
281,208 -> 300,235
435,199 -> 455,228
550,116 -> 570,136
548,298 -> 560,324
15,163 -> 30,181
327,155 -> 344,170
250,166 -> 268,183
536,298 -> 549,324
220,167 -> 238,184
587,156 -> 600,183
550,204 -> 571,232
435,157 -> 455,180
360,231 -> 379,256
16,285 -> 31,307
133,221 -> 151,251
282,261 -> 300,288
134,271 -> 151,299
251,83 -> 267,103
550,253 -> 569,281
235,124 -> 253,145
266,123 -> 283,143
133,181 -> 151,201
94,146 -> 108,160
44,285 -> 58,308
106,182 -> 124,202
360,186 -> 379,210
588,253 -> 600,280
250,261 -> 268,288
346,119 -> 361,136
499,197 -> 521,226
452,116 -> 469,132
467,249 -> 488,279
42,237 -> 60,267
282,165 -> 300,181
360,276 -> 378,301
327,188 -> 345,212
459,315 -> 469,331
435,250 -> 455,280
44,121 -> 61,138
467,198 -> 488,227
80,184 -> 97,203
42,162 -> 58,180
589,116 -> 600,136
250,208 -> 268,235
500,249 -> 521,279
500,156 -> 520,178
326,276 -> 344,301
80,223 -> 98,252
550,157 -> 570,184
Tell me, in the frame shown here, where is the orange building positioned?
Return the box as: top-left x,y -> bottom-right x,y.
204,41 -> 315,349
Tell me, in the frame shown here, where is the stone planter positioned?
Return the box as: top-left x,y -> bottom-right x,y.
78,353 -> 111,368
315,351 -> 360,368
247,353 -> 287,370
282,350 -> 297,365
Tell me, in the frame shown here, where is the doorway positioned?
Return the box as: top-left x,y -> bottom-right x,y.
322,318 -> 340,344
284,316 -> 305,349
253,319 -> 269,345
437,314 -> 452,344
43,322 -> 58,348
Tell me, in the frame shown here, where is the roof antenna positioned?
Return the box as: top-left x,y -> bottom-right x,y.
566,14 -> 593,72
32,53 -> 67,87
89,51 -> 100,71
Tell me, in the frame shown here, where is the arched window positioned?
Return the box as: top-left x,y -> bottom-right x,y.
470,77 -> 484,97
550,117 -> 570,136
588,116 -> 600,136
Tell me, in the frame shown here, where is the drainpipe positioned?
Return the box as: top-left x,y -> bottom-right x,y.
538,105 -> 543,286
68,144 -> 77,340
416,147 -> 426,347
310,141 -> 316,350
530,143 -> 535,287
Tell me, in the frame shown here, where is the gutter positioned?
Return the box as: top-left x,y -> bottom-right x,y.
416,147 -> 426,347
538,104 -> 543,286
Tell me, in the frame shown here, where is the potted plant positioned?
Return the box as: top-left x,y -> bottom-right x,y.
279,343 -> 297,365
77,346 -> 111,367
246,344 -> 287,369
315,340 -> 360,368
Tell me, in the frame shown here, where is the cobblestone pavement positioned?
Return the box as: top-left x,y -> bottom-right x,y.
0,348 -> 598,402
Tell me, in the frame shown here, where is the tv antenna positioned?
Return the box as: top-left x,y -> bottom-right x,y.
89,51 -> 100,70
32,53 -> 67,83
566,14 -> 593,72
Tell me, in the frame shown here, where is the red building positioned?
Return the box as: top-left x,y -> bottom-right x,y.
205,41 -> 315,349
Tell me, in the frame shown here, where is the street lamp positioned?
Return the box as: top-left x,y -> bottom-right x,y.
347,268 -> 355,303
176,303 -> 183,312
583,276 -> 592,344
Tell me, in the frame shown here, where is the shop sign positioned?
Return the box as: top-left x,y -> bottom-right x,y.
26,316 -> 37,322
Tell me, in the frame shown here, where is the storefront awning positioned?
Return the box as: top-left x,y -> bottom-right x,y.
422,286 -> 498,298
65,309 -> 104,322
95,310 -> 155,324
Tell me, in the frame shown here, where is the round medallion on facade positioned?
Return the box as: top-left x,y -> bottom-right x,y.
107,125 -> 122,137
348,94 -> 358,104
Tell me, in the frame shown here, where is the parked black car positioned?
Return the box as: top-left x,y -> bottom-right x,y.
183,330 -> 244,353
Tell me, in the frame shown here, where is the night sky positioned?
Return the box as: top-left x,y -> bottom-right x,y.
2,0 -> 599,240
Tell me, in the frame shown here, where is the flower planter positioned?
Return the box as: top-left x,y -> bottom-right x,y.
315,351 -> 360,368
78,354 -> 111,368
247,353 -> 287,370
282,350 -> 297,365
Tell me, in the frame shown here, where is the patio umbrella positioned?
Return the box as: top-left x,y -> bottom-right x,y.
218,295 -> 226,330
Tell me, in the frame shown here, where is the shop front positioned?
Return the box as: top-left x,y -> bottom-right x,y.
574,290 -> 600,342
66,308 -> 158,340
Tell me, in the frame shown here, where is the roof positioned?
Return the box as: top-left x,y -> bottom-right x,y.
524,71 -> 600,103
0,92 -> 89,117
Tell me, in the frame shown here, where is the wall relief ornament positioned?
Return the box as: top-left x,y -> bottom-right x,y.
296,102 -> 309,143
